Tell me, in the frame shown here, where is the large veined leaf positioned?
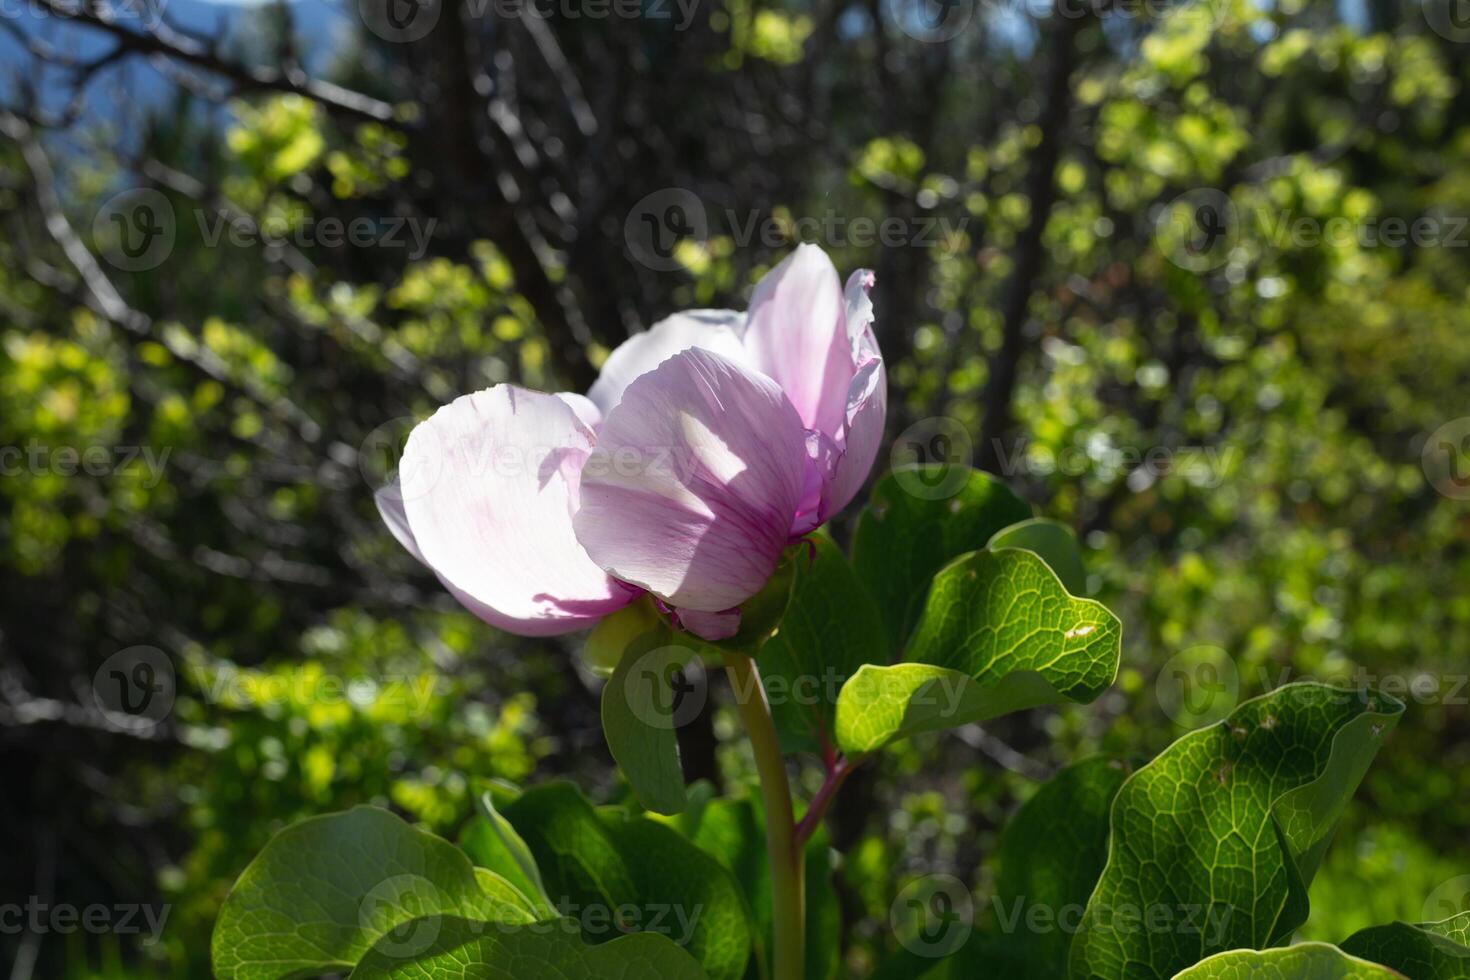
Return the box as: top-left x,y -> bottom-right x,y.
833,549 -> 1120,755
906,547 -> 1118,680
459,791 -> 554,915
1340,912 -> 1470,978
851,466 -> 1031,651
212,807 -> 536,979
668,797 -> 770,972
501,783 -> 752,980
1168,943 -> 1406,979
757,534 -> 888,754
351,917 -> 710,979
673,795 -> 842,980
1069,684 -> 1406,979
988,757 -> 1132,976
601,815 -> 753,979
987,517 -> 1088,595
501,783 -> 634,912
1429,913 -> 1470,947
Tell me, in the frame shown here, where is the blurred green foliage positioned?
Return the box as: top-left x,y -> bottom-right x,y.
3,0 -> 1470,975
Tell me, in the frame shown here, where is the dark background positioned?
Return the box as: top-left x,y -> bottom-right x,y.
2,0 -> 1469,973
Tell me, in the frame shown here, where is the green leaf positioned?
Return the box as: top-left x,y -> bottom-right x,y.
852,466 -> 1031,651
351,917 -> 710,979
472,869 -> 544,922
1340,913 -> 1470,978
502,784 -> 752,980
1431,914 -> 1470,948
1435,914 -> 1470,947
601,812 -> 756,980
460,791 -> 554,915
675,795 -> 841,980
1168,943 -> 1406,979
601,628 -> 692,815
988,757 -> 1132,977
1069,684 -> 1406,979
987,517 -> 1088,595
833,664 -> 1069,756
906,548 -> 1119,679
212,806 -> 534,979
501,783 -> 638,916
669,797 -> 767,968
757,534 -> 888,754
584,597 -> 663,676
833,549 -> 1120,755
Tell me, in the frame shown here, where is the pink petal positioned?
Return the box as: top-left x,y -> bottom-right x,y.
678,607 -> 742,642
820,269 -> 887,519
792,428 -> 840,536
587,310 -> 748,416
742,244 -> 854,440
399,386 -> 636,636
573,348 -> 809,613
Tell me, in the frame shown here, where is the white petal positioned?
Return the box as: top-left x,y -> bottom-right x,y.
587,309 -> 748,415
374,476 -> 427,564
400,386 -> 635,635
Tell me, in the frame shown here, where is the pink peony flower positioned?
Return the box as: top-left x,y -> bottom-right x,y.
376,243 -> 886,641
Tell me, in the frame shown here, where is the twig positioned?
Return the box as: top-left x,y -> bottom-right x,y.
954,724 -> 1054,781
0,110 -> 326,445
30,0 -> 399,127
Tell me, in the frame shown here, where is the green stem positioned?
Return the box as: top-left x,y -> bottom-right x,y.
723,651 -> 805,980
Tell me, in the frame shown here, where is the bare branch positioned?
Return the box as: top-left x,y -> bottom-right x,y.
29,0 -> 401,127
